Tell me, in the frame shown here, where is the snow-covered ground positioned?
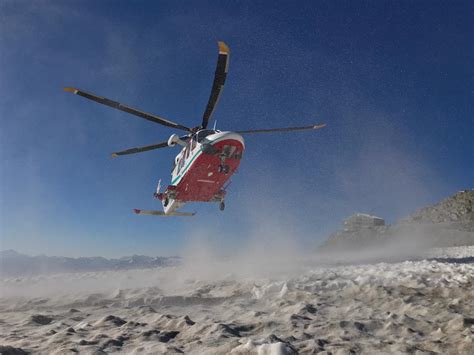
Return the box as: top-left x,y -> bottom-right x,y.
0,246 -> 473,354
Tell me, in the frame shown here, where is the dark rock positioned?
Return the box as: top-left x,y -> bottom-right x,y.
78,339 -> 98,346
216,323 -> 254,338
157,331 -> 180,343
30,314 -> 53,325
103,338 -> 123,348
216,324 -> 240,337
183,315 -> 195,325
339,320 -> 350,328
103,315 -> 126,326
354,322 -> 367,332
163,331 -> 179,339
0,346 -> 29,355
290,314 -> 311,321
301,304 -> 317,314
116,335 -> 129,342
141,329 -> 161,337
231,324 -> 255,334
317,338 -> 329,347
266,334 -> 286,343
463,317 -> 474,327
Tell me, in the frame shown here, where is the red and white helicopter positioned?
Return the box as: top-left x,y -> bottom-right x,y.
65,42 -> 325,216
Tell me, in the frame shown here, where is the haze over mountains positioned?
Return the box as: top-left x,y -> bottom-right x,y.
2,190 -> 473,277
0,250 -> 179,277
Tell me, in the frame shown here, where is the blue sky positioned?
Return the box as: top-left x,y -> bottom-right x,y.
1,0 -> 472,257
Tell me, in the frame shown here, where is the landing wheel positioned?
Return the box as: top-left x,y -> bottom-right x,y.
163,197 -> 169,207
219,201 -> 225,211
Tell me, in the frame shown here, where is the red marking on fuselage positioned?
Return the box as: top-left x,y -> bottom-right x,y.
174,139 -> 244,202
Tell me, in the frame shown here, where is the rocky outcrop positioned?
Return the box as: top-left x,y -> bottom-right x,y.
395,190 -> 474,247
321,190 -> 474,251
322,214 -> 389,250
401,190 -> 474,224
343,213 -> 385,230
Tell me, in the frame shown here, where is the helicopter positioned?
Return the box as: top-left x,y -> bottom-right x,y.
64,42 -> 325,216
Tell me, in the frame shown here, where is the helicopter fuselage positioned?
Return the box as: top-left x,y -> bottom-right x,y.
65,41 -> 324,217
159,130 -> 245,214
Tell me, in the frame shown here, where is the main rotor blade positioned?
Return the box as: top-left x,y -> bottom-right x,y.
201,41 -> 230,129
236,123 -> 326,134
64,87 -> 192,132
111,141 -> 170,157
111,135 -> 190,157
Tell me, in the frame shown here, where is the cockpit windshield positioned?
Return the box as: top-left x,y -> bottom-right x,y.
196,129 -> 216,143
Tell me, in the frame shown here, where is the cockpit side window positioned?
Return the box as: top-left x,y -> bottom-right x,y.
172,156 -> 179,173
185,141 -> 191,159
196,129 -> 216,143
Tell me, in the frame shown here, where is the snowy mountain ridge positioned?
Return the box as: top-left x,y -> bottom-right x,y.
0,250 -> 180,277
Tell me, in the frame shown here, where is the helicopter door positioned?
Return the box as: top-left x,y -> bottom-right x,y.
178,153 -> 185,173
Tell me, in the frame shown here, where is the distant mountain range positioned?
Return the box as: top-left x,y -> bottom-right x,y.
0,250 -> 180,277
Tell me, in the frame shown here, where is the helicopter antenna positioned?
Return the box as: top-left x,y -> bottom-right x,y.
213,120 -> 217,130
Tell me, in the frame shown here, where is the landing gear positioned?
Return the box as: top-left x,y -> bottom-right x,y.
163,197 -> 169,207
219,201 -> 225,211
218,152 -> 230,175
218,164 -> 230,174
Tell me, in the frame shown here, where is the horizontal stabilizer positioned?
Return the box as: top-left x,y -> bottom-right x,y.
133,209 -> 195,217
